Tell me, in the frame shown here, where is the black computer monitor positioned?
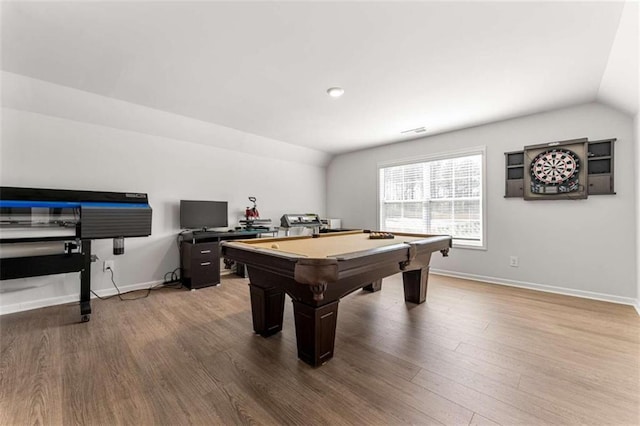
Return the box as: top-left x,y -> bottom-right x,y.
179,200 -> 228,230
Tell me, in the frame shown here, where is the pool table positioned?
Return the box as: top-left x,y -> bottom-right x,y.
221,230 -> 451,367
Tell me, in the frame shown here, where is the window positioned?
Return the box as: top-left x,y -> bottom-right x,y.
378,147 -> 485,248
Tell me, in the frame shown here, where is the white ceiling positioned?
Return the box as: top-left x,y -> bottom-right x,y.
1,1 -> 636,155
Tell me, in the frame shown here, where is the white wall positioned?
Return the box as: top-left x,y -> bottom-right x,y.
0,75 -> 327,314
597,0 -> 638,116
635,112 -> 640,313
328,103 -> 636,304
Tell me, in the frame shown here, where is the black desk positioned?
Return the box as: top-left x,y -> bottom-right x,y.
182,229 -> 277,243
179,229 -> 278,288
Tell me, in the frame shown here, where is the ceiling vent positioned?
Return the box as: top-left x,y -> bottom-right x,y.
401,127 -> 426,135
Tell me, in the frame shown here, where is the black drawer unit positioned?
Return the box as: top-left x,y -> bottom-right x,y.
178,229 -> 278,289
180,241 -> 220,289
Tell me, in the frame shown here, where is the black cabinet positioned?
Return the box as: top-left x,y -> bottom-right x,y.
180,241 -> 220,289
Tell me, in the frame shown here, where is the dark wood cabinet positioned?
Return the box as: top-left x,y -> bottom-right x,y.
178,229 -> 279,289
505,139 -> 616,198
180,241 -> 220,289
504,151 -> 525,197
586,139 -> 615,195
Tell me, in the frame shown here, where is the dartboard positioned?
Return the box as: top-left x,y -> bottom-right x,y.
530,148 -> 581,194
531,148 -> 580,185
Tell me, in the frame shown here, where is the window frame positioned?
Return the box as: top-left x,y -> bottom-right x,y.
376,146 -> 487,250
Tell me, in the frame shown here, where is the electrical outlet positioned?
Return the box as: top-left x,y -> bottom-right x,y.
509,256 -> 519,267
103,260 -> 115,272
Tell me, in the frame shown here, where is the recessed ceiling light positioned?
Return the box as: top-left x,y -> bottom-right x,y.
327,87 -> 344,98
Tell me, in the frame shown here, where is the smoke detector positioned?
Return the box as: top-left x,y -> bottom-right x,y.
401,127 -> 427,135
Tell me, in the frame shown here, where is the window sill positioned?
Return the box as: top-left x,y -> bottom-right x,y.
452,241 -> 486,250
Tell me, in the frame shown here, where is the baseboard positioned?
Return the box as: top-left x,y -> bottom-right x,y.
431,269 -> 639,312
0,279 -> 164,316
0,293 -> 81,316
3,273 -> 638,317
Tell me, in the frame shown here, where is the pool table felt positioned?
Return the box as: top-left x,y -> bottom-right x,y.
229,233 -> 427,259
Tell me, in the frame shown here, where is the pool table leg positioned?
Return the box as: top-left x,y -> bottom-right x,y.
402,266 -> 430,304
292,299 -> 339,367
363,278 -> 383,292
249,284 -> 285,336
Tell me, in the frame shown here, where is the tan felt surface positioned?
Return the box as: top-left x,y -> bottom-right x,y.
238,233 -> 424,258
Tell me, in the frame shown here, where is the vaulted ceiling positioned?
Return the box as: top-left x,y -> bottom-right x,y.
2,1 -> 638,155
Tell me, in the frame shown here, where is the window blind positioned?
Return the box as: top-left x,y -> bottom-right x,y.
379,153 -> 483,246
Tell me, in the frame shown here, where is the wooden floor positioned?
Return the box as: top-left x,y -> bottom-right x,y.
1,273 -> 638,425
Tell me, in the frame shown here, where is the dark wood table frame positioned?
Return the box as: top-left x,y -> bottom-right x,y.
222,231 -> 451,367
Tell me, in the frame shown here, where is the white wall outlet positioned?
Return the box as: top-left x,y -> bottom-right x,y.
509,256 -> 519,267
103,260 -> 115,272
